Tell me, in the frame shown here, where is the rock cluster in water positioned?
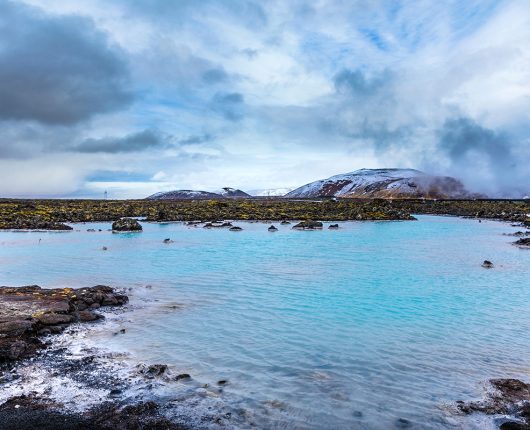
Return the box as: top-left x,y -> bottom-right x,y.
457,379 -> 530,429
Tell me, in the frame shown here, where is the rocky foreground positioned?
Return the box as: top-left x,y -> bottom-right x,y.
0,285 -> 190,430
0,285 -> 128,362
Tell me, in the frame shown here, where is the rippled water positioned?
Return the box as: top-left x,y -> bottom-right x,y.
1,216 -> 530,429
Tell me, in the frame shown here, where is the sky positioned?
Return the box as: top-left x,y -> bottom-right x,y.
0,0 -> 529,198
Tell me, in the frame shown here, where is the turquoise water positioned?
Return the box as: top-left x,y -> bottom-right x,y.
1,216 -> 530,429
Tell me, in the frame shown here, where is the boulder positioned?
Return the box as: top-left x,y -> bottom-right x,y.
229,226 -> 243,231
514,238 -> 530,248
78,311 -> 103,322
482,260 -> 494,268
268,225 -> 278,232
292,221 -> 323,230
112,218 -> 142,232
328,224 -> 339,229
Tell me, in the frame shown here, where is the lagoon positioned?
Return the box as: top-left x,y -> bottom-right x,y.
1,216 -> 529,429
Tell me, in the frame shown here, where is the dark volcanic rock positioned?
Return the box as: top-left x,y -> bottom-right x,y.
292,221 -> 323,230
203,222 -> 232,228
328,224 -> 339,229
457,379 -> 530,429
112,218 -> 142,232
482,260 -> 494,268
514,238 -> 530,247
268,225 -> 278,231
229,226 -> 243,231
0,218 -> 72,231
0,395 -> 188,430
0,285 -> 128,362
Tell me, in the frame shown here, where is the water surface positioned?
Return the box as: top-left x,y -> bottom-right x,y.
1,216 -> 529,429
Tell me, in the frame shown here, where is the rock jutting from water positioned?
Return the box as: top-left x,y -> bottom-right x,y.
292,221 -> 323,230
514,238 -> 530,248
457,379 -> 530,429
112,218 -> 142,232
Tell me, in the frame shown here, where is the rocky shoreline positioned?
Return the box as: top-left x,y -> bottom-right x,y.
0,198 -> 528,230
0,285 -> 192,429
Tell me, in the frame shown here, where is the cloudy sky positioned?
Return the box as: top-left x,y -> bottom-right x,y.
1,0 -> 529,198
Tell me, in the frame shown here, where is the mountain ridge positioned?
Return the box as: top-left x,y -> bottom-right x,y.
285,168 -> 478,199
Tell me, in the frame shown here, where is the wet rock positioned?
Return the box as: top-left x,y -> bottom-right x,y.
514,238 -> 530,248
280,220 -> 291,225
328,224 -> 339,229
163,238 -> 174,243
102,246 -> 108,251
395,417 -> 412,428
292,221 -> 323,230
229,226 -> 243,231
458,379 -> 530,428
0,320 -> 33,337
138,363 -> 168,378
482,260 -> 494,268
36,313 -> 74,326
500,421 -> 530,430
217,379 -> 228,385
504,231 -> 530,237
0,285 -> 128,362
175,373 -> 191,381
77,311 -> 102,322
203,221 -> 233,228
0,395 -> 185,430
111,218 -> 142,232
268,225 -> 278,232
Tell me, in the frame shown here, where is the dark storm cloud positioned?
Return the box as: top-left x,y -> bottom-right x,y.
211,92 -> 245,121
75,130 -> 166,153
438,117 -> 513,167
0,1 -> 133,125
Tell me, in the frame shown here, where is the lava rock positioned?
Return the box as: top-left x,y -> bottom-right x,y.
292,221 -> 323,230
229,226 -> 243,231
482,260 -> 494,268
111,218 -> 142,232
268,225 -> 278,232
328,224 -> 339,229
514,238 -> 530,247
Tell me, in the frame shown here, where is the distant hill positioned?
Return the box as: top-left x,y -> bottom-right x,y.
249,188 -> 294,197
285,168 -> 477,199
216,187 -> 252,198
147,187 -> 250,200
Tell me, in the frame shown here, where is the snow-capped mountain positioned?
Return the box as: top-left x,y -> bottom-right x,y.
146,190 -> 222,200
285,168 -> 474,199
216,187 -> 251,198
147,187 -> 250,200
249,188 -> 294,197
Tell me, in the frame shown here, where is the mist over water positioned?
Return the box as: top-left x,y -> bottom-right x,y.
1,216 -> 530,429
